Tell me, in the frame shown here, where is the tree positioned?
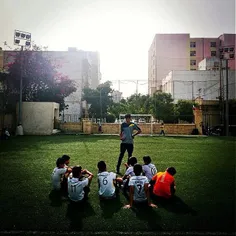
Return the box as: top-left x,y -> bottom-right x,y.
126,94 -> 152,114
82,81 -> 113,119
3,44 -> 76,112
107,99 -> 129,118
151,92 -> 175,123
175,100 -> 195,123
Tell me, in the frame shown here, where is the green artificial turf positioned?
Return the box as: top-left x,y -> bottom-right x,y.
0,135 -> 235,234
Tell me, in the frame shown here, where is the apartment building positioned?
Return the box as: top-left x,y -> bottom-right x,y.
3,48 -> 101,122
148,33 -> 235,95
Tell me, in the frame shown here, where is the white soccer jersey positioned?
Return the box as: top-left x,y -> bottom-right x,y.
68,177 -> 89,202
51,167 -> 67,190
125,166 -> 135,177
97,171 -> 116,197
142,163 -> 157,181
129,175 -> 149,202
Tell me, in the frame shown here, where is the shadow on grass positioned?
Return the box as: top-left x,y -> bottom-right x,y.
131,204 -> 163,230
0,135 -> 119,152
152,195 -> 197,216
48,190 -> 63,207
66,201 -> 95,231
122,192 -> 162,230
99,193 -> 123,219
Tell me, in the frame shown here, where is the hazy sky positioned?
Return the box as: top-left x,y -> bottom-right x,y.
0,0 -> 235,97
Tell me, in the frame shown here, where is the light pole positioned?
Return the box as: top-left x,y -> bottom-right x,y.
100,88 -> 102,122
14,30 -> 31,135
225,59 -> 229,136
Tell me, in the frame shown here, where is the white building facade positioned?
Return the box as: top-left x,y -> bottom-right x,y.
162,70 -> 236,103
45,49 -> 101,122
111,90 -> 122,103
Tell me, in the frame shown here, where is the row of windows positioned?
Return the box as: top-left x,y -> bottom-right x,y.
190,42 -> 217,48
219,47 -> 234,53
190,51 -> 217,57
190,54 -> 234,65
220,54 -> 234,59
190,43 -> 235,53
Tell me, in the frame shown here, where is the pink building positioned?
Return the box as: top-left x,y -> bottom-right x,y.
148,33 -> 235,95
148,34 -> 190,95
219,34 -> 235,70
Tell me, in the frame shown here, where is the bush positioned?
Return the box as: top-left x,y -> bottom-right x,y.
106,114 -> 116,123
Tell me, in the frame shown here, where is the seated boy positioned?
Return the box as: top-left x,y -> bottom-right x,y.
150,167 -> 176,199
61,155 -> 71,168
61,154 -> 74,193
142,156 -> 157,181
122,156 -> 137,179
124,164 -> 157,209
51,157 -> 72,192
122,157 -> 137,193
97,161 -> 123,199
68,166 -> 93,203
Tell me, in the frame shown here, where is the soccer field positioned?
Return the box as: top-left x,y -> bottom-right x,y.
0,135 -> 235,235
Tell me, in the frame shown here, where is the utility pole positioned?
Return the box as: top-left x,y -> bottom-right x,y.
136,80 -> 138,94
225,59 -> 229,136
14,30 -> 31,135
219,59 -> 224,126
192,81 -> 194,100
18,46 -> 23,125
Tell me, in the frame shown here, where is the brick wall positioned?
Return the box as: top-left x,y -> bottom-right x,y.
193,109 -> 203,135
60,122 -> 82,133
92,123 -> 99,134
59,121 -> 196,135
99,123 -> 120,134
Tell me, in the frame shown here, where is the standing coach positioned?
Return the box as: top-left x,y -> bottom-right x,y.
116,114 -> 141,174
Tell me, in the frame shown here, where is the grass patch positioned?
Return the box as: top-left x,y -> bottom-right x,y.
0,135 -> 235,233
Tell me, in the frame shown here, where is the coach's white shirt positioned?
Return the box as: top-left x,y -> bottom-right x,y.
68,177 -> 88,202
98,171 -> 116,197
125,166 -> 135,177
128,175 -> 149,202
51,167 -> 67,190
142,163 -> 157,181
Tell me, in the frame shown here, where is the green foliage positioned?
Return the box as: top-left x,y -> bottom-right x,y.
82,85 -> 196,124
1,44 -> 76,112
150,92 -> 175,123
126,94 -> 152,114
82,81 -> 113,118
175,100 -> 195,123
106,113 -> 116,123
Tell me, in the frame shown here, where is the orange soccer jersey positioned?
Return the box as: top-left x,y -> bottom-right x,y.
152,171 -> 175,199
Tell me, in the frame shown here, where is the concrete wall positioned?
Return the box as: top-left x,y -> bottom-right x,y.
17,102 -> 59,135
